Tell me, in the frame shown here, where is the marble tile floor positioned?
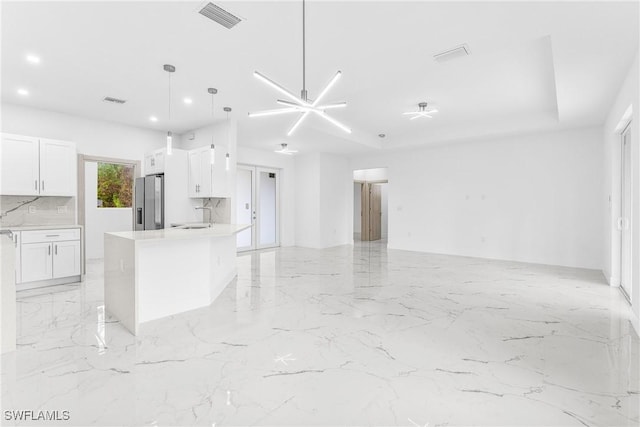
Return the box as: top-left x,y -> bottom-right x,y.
1,241 -> 638,426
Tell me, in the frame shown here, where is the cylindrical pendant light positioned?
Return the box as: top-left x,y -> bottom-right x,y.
208,88 -> 217,165
224,107 -> 232,171
164,64 -> 176,155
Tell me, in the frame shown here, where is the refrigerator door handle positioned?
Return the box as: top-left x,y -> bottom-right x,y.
154,176 -> 162,226
137,208 -> 143,225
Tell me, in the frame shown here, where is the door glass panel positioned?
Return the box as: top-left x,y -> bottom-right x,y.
258,171 -> 277,247
236,168 -> 253,249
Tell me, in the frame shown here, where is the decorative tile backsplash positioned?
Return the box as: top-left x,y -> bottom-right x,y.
0,196 -> 75,227
203,198 -> 230,224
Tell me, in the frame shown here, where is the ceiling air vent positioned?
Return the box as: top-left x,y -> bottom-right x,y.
433,44 -> 471,63
198,2 -> 242,29
103,96 -> 127,104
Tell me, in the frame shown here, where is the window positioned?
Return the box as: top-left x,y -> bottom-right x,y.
97,162 -> 133,208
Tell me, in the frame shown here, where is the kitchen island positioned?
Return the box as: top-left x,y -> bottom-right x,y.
104,224 -> 250,335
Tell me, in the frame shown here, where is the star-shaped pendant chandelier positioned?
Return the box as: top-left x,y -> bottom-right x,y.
403,102 -> 439,120
249,0 -> 351,136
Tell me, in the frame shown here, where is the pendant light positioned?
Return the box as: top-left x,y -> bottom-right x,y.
208,88 -> 217,165
164,64 -> 175,155
224,107 -> 232,171
249,0 -> 350,136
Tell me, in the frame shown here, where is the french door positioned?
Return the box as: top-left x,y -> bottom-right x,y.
620,122 -> 632,302
236,165 -> 280,252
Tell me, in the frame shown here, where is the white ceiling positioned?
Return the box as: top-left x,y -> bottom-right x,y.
2,1 -> 638,155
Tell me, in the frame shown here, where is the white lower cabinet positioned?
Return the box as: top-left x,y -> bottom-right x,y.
53,240 -> 81,278
18,228 -> 82,287
21,242 -> 53,283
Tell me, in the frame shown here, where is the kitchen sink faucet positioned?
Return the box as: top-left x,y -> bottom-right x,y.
195,206 -> 213,224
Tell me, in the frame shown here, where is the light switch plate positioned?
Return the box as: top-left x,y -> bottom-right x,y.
28,206 -> 36,214
57,206 -> 66,214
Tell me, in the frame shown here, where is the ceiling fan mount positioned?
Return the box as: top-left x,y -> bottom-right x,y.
404,102 -> 438,120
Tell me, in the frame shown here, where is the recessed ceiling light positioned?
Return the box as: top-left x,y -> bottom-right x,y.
26,54 -> 40,64
183,98 -> 193,105
378,133 -> 386,138
149,116 -> 158,122
17,88 -> 29,96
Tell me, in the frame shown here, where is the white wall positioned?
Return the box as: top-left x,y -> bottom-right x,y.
351,126 -> 604,269
603,50 -> 639,334
354,183 -> 361,237
353,168 -> 388,181
319,153 -> 351,248
295,153 -> 321,248
1,103 -> 166,160
295,152 -> 351,249
84,162 -> 133,259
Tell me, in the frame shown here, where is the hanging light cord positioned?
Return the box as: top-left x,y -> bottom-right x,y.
168,72 -> 172,130
302,0 -> 306,98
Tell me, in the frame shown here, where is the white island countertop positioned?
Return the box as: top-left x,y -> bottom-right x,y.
106,224 -> 250,242
104,223 -> 250,335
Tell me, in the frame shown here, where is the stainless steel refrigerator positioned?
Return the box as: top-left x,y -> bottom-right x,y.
134,174 -> 164,230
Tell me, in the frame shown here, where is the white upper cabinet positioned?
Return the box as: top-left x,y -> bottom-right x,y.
188,146 -> 228,198
0,134 -> 40,196
188,149 -> 203,197
39,139 -> 76,196
0,133 -> 76,197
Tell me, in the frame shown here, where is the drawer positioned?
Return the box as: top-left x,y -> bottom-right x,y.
21,228 -> 80,243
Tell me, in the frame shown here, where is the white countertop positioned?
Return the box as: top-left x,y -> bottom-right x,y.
106,224 -> 251,242
1,224 -> 83,231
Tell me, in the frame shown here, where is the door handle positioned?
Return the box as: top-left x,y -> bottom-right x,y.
48,245 -> 51,255
617,218 -> 624,231
35,180 -> 38,191
42,181 -> 45,192
54,244 -> 57,255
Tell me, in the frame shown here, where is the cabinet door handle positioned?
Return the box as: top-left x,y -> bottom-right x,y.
54,244 -> 57,255
42,181 -> 45,191
48,245 -> 51,255
35,180 -> 38,191
46,234 -> 60,237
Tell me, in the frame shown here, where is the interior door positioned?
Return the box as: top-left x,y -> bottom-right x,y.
370,184 -> 382,241
236,166 -> 254,251
620,123 -> 632,301
361,183 -> 370,241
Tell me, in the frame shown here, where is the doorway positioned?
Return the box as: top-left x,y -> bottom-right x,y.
620,122 -> 632,302
357,182 -> 388,241
236,165 -> 280,251
78,155 -> 140,263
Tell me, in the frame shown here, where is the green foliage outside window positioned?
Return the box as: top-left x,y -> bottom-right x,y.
97,163 -> 133,208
